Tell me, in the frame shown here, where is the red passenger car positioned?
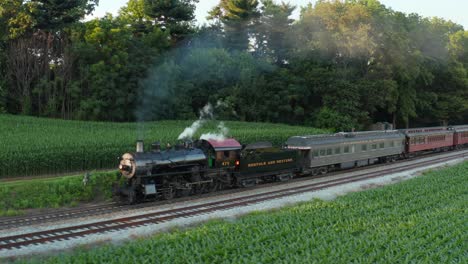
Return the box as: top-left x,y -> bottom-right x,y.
452,125 -> 468,147
402,127 -> 454,154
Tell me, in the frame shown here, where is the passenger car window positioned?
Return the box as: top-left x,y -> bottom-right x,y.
327,149 -> 332,155
320,149 -> 326,156
344,146 -> 349,153
361,145 -> 367,151
379,142 -> 384,148
335,147 -> 341,154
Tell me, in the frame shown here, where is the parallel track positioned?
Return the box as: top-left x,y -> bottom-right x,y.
0,151 -> 466,251
0,149 -> 466,230
0,203 -> 124,229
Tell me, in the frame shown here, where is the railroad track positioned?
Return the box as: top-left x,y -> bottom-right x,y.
0,149 -> 466,230
0,203 -> 124,230
0,151 -> 466,251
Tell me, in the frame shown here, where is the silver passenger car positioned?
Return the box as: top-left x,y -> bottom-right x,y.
285,130 -> 406,175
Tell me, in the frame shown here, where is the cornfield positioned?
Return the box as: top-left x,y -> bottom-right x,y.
0,114 -> 326,178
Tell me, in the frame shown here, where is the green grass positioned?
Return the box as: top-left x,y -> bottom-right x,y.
12,161 -> 468,264
0,171 -> 118,216
0,114 -> 326,178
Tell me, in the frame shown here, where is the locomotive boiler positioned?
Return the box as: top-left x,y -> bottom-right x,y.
117,140 -> 212,203
119,141 -> 206,179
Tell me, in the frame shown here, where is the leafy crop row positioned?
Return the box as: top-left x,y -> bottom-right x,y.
14,161 -> 468,264
0,114 -> 325,178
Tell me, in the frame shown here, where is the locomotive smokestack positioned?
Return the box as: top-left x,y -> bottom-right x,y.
136,140 -> 144,153
152,142 -> 161,152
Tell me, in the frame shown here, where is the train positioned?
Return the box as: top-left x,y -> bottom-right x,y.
115,125 -> 468,204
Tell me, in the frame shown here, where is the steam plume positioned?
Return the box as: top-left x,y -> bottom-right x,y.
200,122 -> 229,141
177,103 -> 214,140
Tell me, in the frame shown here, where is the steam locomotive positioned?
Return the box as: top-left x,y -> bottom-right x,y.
116,138 -> 299,204
116,125 -> 468,204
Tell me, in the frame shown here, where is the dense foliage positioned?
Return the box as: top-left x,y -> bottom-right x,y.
0,114 -> 326,178
14,161 -> 468,263
0,0 -> 466,130
0,171 -> 118,216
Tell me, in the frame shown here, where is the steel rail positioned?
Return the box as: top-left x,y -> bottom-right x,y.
0,149 -> 466,230
0,152 -> 465,250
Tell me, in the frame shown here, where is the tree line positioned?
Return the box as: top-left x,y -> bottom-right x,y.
0,0 -> 467,130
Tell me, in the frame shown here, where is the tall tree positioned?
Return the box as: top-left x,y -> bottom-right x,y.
0,0 -> 36,113
119,0 -> 152,34
72,14 -> 170,121
1,0 -> 98,116
255,0 -> 295,64
33,0 -> 98,31
208,0 -> 260,51
143,0 -> 198,42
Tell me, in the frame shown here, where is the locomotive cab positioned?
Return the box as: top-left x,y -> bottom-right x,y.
197,138 -> 242,169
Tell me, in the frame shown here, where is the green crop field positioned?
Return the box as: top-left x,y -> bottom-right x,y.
11,161 -> 467,264
0,171 -> 118,217
0,114 -> 326,178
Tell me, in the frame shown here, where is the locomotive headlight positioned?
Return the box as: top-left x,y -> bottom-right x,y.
119,164 -> 130,172
119,153 -> 136,179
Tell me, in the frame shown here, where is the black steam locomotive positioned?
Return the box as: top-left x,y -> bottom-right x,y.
116,139 -> 299,204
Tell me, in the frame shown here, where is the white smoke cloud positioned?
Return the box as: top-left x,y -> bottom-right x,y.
177,119 -> 204,140
200,122 -> 229,141
200,103 -> 214,119
178,102 -> 232,141
177,103 -> 214,140
215,100 -> 227,108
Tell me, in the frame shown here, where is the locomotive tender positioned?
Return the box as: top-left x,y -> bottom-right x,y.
116,125 -> 468,204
